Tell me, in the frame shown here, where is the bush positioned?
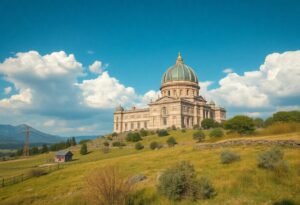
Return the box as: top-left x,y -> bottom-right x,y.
224,115 -> 255,134
139,129 -> 148,137
28,168 -> 46,177
253,118 -> 264,128
193,130 -> 206,142
86,166 -> 133,205
150,141 -> 159,150
158,161 -> 215,201
103,141 -> 110,147
220,150 -> 240,164
209,128 -> 224,138
80,143 -> 88,155
112,132 -> 118,137
181,129 -> 186,133
126,132 -> 142,142
135,142 -> 144,150
171,125 -> 177,130
157,129 -> 169,137
201,119 -> 218,129
166,137 -> 177,147
272,111 -> 300,123
112,141 -> 126,147
257,147 -> 288,173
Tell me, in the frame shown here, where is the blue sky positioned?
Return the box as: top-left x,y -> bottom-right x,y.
0,0 -> 299,136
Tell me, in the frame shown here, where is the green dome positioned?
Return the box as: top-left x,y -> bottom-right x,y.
162,53 -> 198,84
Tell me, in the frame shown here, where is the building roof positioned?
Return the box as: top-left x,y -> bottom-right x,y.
161,53 -> 198,84
55,150 -> 73,156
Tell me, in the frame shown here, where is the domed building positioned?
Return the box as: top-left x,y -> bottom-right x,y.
113,53 -> 226,133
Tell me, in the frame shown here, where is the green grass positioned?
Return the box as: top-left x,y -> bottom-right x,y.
0,130 -> 299,205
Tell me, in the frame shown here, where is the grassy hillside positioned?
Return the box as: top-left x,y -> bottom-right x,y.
0,129 -> 299,205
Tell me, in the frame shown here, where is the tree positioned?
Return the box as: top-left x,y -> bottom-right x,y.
80,143 -> 88,155
273,111 -> 300,123
40,144 -> 49,153
193,130 -> 206,142
112,132 -> 118,137
150,141 -> 159,150
253,118 -> 264,128
201,119 -> 218,129
71,137 -> 77,146
30,146 -> 39,155
224,115 -> 255,134
166,137 -> 177,147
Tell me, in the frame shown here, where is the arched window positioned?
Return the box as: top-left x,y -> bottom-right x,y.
168,90 -> 170,96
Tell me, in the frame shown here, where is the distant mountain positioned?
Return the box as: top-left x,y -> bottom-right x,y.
0,124 -> 63,149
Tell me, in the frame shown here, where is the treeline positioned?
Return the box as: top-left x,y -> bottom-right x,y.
14,137 -> 77,156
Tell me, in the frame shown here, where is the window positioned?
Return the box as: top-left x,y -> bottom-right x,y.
162,107 -> 167,115
163,117 -> 167,125
131,123 -> 134,129
137,122 -> 140,129
125,123 -> 127,130
186,89 -> 189,96
144,121 -> 147,128
180,90 -> 182,95
168,90 -> 170,96
116,123 -> 118,130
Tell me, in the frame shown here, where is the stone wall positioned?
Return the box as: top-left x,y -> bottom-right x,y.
194,139 -> 300,150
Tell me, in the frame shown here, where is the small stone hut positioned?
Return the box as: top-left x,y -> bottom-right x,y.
54,150 -> 73,162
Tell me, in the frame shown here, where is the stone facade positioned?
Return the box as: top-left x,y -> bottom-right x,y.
113,53 -> 226,133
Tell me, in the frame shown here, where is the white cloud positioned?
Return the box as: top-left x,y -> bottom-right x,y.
202,50 -> 300,113
223,68 -> 233,73
4,86 -> 12,94
0,88 -> 32,108
89,60 -> 108,74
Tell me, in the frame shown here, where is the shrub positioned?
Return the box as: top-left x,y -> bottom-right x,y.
112,132 -> 118,137
139,129 -> 148,137
103,141 -> 110,147
166,137 -> 177,147
158,161 -> 215,201
181,129 -> 186,133
126,132 -> 142,142
171,125 -> 177,130
135,142 -> 144,150
28,168 -> 46,177
112,141 -> 126,147
193,130 -> 206,142
209,128 -> 224,138
253,118 -> 264,128
224,115 -> 255,134
80,143 -> 88,155
220,150 -> 240,164
257,148 -> 288,174
150,141 -> 159,150
201,119 -> 218,129
86,166 -> 133,205
157,129 -> 169,137
272,111 -> 300,123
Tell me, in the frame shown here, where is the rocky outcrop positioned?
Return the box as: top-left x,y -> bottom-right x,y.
194,139 -> 300,150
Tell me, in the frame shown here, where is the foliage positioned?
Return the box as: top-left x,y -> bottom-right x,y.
220,150 -> 240,164
201,119 -> 219,129
272,111 -> 300,123
149,141 -> 160,150
181,129 -> 186,133
80,143 -> 88,155
171,125 -> 177,130
157,161 -> 215,201
258,122 -> 300,135
126,132 -> 142,142
253,118 -> 264,128
29,146 -> 39,155
112,141 -> 126,147
257,147 -> 288,173
139,129 -> 148,137
40,144 -> 49,153
157,129 -> 169,137
103,141 -> 110,147
166,137 -> 177,147
224,115 -> 255,134
193,130 -> 206,142
86,166 -> 133,205
135,142 -> 144,150
209,128 -> 224,138
112,132 -> 118,137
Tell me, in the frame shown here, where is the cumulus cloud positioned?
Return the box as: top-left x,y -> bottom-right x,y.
223,68 -> 233,73
89,60 -> 108,74
4,86 -> 12,94
202,50 -> 300,117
